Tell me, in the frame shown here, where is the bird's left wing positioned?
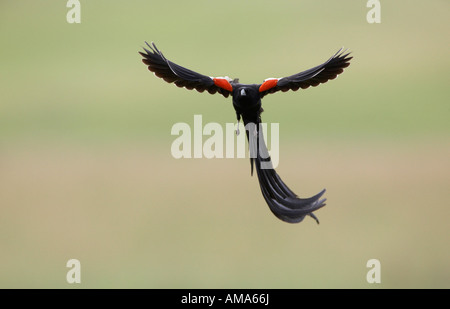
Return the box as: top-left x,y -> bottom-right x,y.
258,48 -> 352,98
139,42 -> 233,98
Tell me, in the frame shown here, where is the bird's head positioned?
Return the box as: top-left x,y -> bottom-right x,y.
235,86 -> 257,100
232,86 -> 261,113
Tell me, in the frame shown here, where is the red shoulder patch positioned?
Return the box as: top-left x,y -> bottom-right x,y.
213,78 -> 233,92
259,78 -> 278,92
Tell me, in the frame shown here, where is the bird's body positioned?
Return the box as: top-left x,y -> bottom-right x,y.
139,42 -> 352,223
232,85 -> 262,129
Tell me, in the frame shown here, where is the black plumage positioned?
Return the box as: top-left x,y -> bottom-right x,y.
139,42 -> 352,223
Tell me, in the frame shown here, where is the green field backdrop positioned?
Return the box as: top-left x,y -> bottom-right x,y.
0,0 -> 449,288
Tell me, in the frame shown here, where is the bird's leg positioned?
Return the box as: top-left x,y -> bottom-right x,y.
235,114 -> 241,136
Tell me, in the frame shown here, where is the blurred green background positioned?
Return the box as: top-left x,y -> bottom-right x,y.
0,0 -> 449,288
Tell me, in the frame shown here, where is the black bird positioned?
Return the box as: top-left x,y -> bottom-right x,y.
139,42 -> 352,223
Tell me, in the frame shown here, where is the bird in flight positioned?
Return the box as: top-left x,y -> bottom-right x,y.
139,42 -> 352,223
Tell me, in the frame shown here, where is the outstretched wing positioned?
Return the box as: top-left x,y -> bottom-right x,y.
258,48 -> 352,98
139,42 -> 233,98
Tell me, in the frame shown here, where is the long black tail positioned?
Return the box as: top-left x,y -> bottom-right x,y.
246,120 -> 327,224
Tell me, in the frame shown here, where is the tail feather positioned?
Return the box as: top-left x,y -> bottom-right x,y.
246,119 -> 327,224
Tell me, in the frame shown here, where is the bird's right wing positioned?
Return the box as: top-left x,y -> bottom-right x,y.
139,42 -> 234,98
258,48 -> 352,98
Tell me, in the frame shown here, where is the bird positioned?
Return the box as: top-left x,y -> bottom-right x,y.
139,42 -> 352,223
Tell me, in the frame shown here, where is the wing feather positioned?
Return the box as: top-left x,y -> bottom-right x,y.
139,42 -> 232,98
259,48 -> 352,98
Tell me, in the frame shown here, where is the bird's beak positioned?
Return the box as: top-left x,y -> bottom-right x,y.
240,89 -> 246,96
